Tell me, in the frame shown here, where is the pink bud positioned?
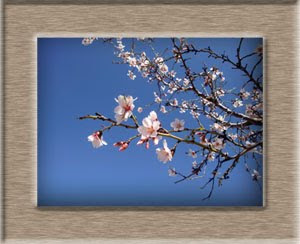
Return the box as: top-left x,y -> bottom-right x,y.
119,143 -> 129,151
145,141 -> 150,149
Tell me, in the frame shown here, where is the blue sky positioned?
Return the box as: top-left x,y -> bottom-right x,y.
38,37 -> 263,206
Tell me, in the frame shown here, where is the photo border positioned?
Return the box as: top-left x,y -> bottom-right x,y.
1,1 -> 299,243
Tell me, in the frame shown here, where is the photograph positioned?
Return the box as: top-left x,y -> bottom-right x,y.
38,37 -> 263,206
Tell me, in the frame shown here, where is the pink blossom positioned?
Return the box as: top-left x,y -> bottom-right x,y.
137,107 -> 143,113
212,138 -> 225,150
127,57 -> 137,67
87,132 -> 107,148
113,141 -> 129,151
114,95 -> 137,124
159,63 -> 169,74
170,118 -> 185,131
137,111 -> 161,145
127,70 -> 136,80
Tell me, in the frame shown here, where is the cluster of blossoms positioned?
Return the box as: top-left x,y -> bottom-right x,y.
82,37 -> 98,46
81,37 -> 263,199
137,111 -> 161,147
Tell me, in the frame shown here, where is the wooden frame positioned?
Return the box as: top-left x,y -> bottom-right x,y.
1,1 -> 299,243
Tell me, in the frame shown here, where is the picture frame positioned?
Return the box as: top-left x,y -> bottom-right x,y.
1,0 -> 299,243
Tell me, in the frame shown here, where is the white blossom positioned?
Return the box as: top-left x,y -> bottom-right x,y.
170,118 -> 185,131
137,107 -> 143,113
240,89 -> 250,100
137,111 -> 161,145
114,95 -> 137,124
188,149 -> 197,158
192,161 -> 198,168
169,70 -> 176,78
190,110 -> 200,119
168,167 -> 177,176
170,98 -> 178,107
87,132 -> 107,148
155,57 -> 164,64
127,57 -> 137,67
82,37 -> 96,46
183,78 -> 190,86
127,70 -> 136,80
156,140 -> 173,163
160,106 -> 167,113
212,138 -> 225,150
228,133 -> 238,141
154,92 -> 162,103
159,63 -> 169,74
251,169 -> 261,180
233,99 -> 243,108
207,152 -> 215,161
211,123 -> 225,133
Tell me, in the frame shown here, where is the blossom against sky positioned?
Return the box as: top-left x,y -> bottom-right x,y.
38,38 -> 263,206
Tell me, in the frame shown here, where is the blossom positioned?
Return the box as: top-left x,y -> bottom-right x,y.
156,140 -> 173,163
167,82 -> 178,94
170,98 -> 178,107
251,169 -> 261,181
169,70 -> 177,78
113,141 -> 129,151
149,110 -> 158,121
87,132 -> 107,148
188,149 -> 197,158
190,110 -> 200,119
183,78 -> 190,86
114,95 -> 137,124
155,57 -> 164,64
159,63 -> 169,74
137,111 -> 161,145
245,141 -> 256,147
118,51 -> 131,60
168,167 -> 177,176
170,118 -> 185,131
196,132 -> 208,145
154,92 -> 162,103
216,89 -> 225,97
127,57 -> 137,67
240,89 -> 250,100
207,152 -> 215,161
82,37 -> 96,46
137,107 -> 143,113
116,38 -> 125,51
245,104 -> 261,118
233,99 -> 243,108
211,123 -> 225,133
192,161 -> 198,168
160,106 -> 167,113
127,70 -> 136,80
212,138 -> 224,150
228,133 -> 238,141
